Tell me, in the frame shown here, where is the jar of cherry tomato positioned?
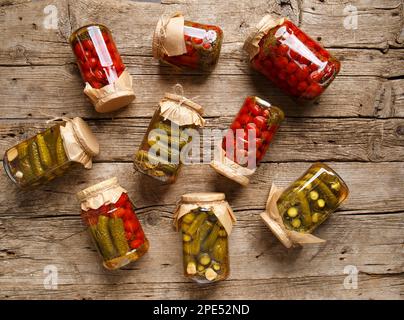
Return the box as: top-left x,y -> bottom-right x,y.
210,96 -> 284,186
77,177 -> 149,270
152,12 -> 223,71
244,15 -> 340,100
69,24 -> 135,113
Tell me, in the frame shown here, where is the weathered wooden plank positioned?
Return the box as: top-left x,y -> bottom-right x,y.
0,65 -> 402,118
0,212 -> 402,299
1,0 -> 403,68
1,117 -> 404,163
1,162 -> 404,217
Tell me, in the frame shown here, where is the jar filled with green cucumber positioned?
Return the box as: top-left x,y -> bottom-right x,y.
134,89 -> 205,183
77,177 -> 149,270
173,193 -> 236,283
3,118 -> 99,188
277,163 -> 349,233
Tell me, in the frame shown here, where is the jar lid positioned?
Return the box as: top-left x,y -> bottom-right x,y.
181,192 -> 225,203
210,160 -> 250,186
164,93 -> 204,114
76,177 -> 118,202
71,117 -> 99,157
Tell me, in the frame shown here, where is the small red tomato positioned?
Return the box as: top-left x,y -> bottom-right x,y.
192,37 -> 203,45
102,32 -> 111,43
230,120 -> 242,130
309,63 -> 319,72
249,104 -> 262,116
310,71 -> 323,82
296,66 -> 310,81
123,209 -> 134,221
94,69 -> 105,81
134,229 -> 145,240
115,193 -> 129,208
111,207 -> 126,219
245,123 -> 261,138
289,50 -> 300,61
297,81 -> 309,92
92,81 -> 103,89
88,57 -> 98,69
274,57 -> 288,69
130,239 -> 144,250
238,113 -> 252,125
184,35 -> 191,42
278,70 -> 288,81
124,219 -> 140,233
186,44 -> 195,54
286,61 -> 298,74
82,39 -> 95,52
261,131 -> 273,143
277,44 -> 289,56
263,59 -> 273,70
202,42 -> 211,50
287,74 -> 298,87
255,138 -> 263,149
253,116 -> 266,129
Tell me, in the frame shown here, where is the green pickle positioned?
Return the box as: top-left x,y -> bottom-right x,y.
109,217 -> 130,256
277,163 -> 349,233
95,215 -> 116,260
180,207 -> 230,283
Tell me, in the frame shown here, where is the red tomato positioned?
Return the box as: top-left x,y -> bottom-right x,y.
261,130 -> 274,143
92,81 -> 103,89
297,81 -> 308,92
245,123 -> 261,138
102,32 -> 111,43
253,116 -> 266,129
278,70 -> 287,81
230,120 -> 242,130
238,113 -> 252,125
287,74 -> 298,87
277,44 -> 289,56
130,239 -> 144,249
192,37 -> 203,45
115,193 -> 129,208
296,66 -> 310,81
124,219 -> 140,233
82,39 -> 95,52
255,138 -> 263,149
249,104 -> 262,116
202,42 -> 211,50
111,207 -> 126,219
94,69 -> 105,82
274,56 -> 288,69
286,61 -> 298,74
134,229 -> 145,240
263,59 -> 273,70
88,57 -> 98,69
74,43 -> 85,61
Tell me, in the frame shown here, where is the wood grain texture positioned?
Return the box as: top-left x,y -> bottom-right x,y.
0,0 -> 403,300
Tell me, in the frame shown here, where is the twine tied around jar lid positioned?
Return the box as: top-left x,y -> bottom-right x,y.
173,192 -> 236,236
243,14 -> 285,61
76,177 -> 127,211
38,112 -> 99,169
152,12 -> 187,59
159,84 -> 205,127
260,184 -> 325,248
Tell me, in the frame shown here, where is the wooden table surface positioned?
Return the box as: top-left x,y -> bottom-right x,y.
0,0 -> 403,300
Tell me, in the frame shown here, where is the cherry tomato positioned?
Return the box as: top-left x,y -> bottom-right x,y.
125,231 -> 133,241
261,130 -> 274,143
253,116 -> 266,129
202,42 -> 211,50
192,37 -> 203,45
111,207 -> 126,219
249,104 -> 262,116
297,81 -> 309,92
82,39 -> 95,52
115,193 -> 129,208
245,123 -> 261,138
296,66 -> 310,81
130,239 -> 144,249
124,219 -> 140,233
88,57 -> 98,69
230,120 -> 242,130
274,56 -> 288,69
286,61 -> 298,74
238,114 -> 252,125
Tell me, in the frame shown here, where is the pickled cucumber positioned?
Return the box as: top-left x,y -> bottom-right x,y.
212,237 -> 227,262
96,216 -> 116,260
109,217 -> 130,257
28,141 -> 45,177
36,134 -> 53,168
56,135 -> 68,165
202,223 -> 220,251
186,212 -> 208,237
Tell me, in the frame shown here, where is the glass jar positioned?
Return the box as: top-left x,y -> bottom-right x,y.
77,177 -> 149,270
69,24 -> 135,113
173,193 -> 236,283
3,117 -> 99,188
152,13 -> 223,71
134,90 -> 205,183
210,96 -> 284,186
244,15 -> 340,100
277,163 -> 349,233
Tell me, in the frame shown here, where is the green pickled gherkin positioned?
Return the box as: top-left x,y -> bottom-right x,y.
198,220 -> 214,242
212,237 -> 227,262
36,134 -> 53,168
109,217 -> 130,257
56,134 -> 68,165
316,179 -> 338,207
148,132 -> 187,150
186,212 -> 208,237
16,143 -> 35,182
95,215 -> 116,260
29,141 -> 45,177
297,191 -> 312,227
135,150 -> 178,175
202,223 -> 220,251
189,237 -> 201,256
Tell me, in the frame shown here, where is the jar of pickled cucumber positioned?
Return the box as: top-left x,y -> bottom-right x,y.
77,177 -> 149,270
69,24 -> 135,113
134,87 -> 205,183
244,15 -> 340,100
173,193 -> 236,283
260,163 -> 349,248
152,12 -> 223,71
210,96 -> 284,186
3,118 -> 99,188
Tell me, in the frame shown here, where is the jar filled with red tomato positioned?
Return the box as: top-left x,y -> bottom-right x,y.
210,96 -> 284,186
152,13 -> 223,71
244,16 -> 340,100
69,24 -> 135,113
77,177 -> 149,270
